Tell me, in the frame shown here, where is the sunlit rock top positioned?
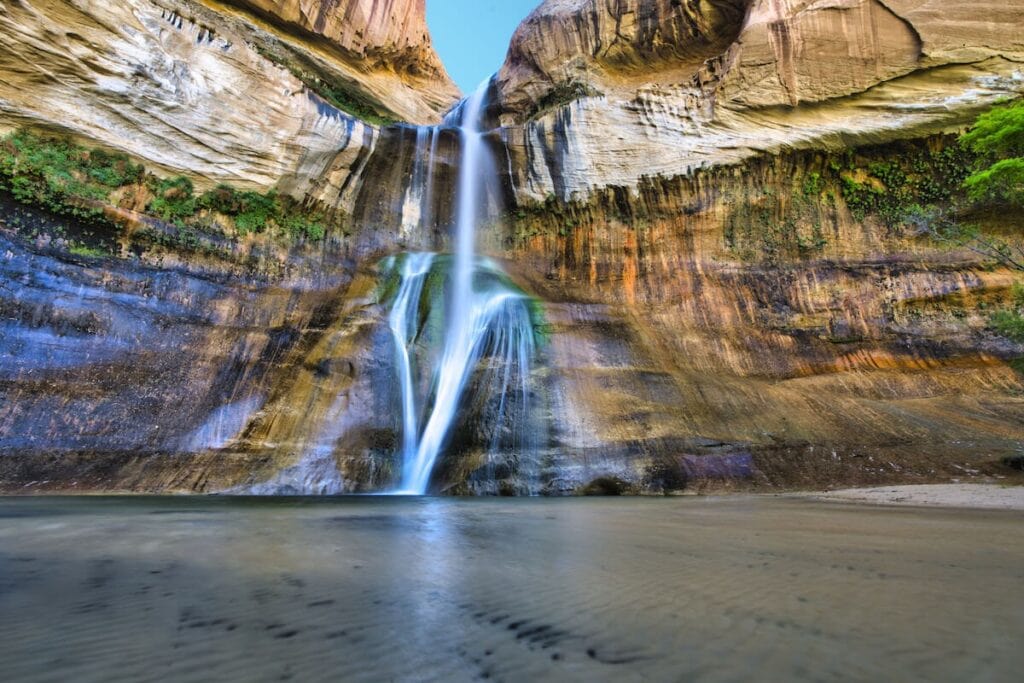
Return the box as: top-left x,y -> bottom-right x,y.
494,0 -> 1024,201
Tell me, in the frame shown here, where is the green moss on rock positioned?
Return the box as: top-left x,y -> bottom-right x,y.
0,129 -> 332,253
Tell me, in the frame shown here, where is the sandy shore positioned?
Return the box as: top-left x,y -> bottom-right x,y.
801,484 -> 1024,511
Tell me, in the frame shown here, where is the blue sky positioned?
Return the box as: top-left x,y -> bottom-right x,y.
427,0 -> 539,94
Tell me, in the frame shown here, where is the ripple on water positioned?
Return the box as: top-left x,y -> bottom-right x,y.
0,497 -> 1021,682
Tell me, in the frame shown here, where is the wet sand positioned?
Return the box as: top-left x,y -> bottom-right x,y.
803,484 -> 1024,510
1,496 -> 1022,682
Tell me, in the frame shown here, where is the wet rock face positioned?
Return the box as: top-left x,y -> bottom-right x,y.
0,225 -> 402,494
5,140 -> 1023,495
495,141 -> 1024,494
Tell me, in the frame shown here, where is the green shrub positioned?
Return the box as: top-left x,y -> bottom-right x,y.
963,158 -> 1024,206
990,310 -> 1024,342
279,213 -> 325,240
234,191 -> 278,234
989,283 -> 1024,342
961,98 -> 1024,206
961,99 -> 1024,158
838,144 -> 973,226
198,184 -> 241,213
802,172 -> 824,197
68,243 -> 108,258
1,128 -> 330,243
85,149 -> 144,187
147,176 -> 196,221
0,130 -> 108,217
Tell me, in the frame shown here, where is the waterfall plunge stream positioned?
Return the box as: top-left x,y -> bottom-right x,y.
388,82 -> 538,495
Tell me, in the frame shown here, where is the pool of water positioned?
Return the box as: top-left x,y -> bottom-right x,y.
1,496 -> 1022,682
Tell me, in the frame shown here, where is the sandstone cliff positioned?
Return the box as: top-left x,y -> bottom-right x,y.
496,0 -> 751,118
0,0 -> 459,213
1,0 -> 1023,495
214,0 -> 459,118
495,0 -> 1024,202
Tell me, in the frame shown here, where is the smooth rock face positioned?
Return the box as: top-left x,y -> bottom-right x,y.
226,0 -> 445,71
717,0 -> 923,106
495,0 -> 751,117
0,0 -> 457,209
221,0 -> 460,117
495,0 -> 1024,202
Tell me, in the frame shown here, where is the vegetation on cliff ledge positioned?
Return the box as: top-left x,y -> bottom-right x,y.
526,81 -> 603,121
0,129 -> 332,258
961,98 -> 1024,207
989,284 -> 1024,343
253,45 -> 399,127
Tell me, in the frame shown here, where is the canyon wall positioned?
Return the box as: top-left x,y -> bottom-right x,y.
0,0 -> 459,212
495,0 -> 1024,201
1,0 -> 1023,494
496,142 -> 1024,494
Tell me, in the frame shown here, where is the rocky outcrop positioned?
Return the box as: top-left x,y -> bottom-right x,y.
222,0 -> 447,72
216,0 -> 460,118
0,0 -> 459,214
495,0 -> 751,118
494,0 -> 1024,202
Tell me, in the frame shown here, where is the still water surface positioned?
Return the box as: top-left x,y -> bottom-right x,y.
1,496 -> 1022,682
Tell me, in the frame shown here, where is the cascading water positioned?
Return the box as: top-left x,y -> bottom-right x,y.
387,252 -> 435,487
388,81 -> 540,495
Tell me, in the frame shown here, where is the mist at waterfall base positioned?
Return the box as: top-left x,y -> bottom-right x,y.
384,81 -> 539,495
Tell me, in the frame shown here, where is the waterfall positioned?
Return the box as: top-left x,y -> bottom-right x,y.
388,80 -> 539,495
387,252 -> 435,487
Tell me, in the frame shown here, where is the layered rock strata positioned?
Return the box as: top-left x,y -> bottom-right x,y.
212,0 -> 460,118
1,0 -> 1024,495
0,0 -> 458,213
495,0 -> 1024,201
496,141 -> 1024,493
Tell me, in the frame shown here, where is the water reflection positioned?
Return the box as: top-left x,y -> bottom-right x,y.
0,496 -> 1022,682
